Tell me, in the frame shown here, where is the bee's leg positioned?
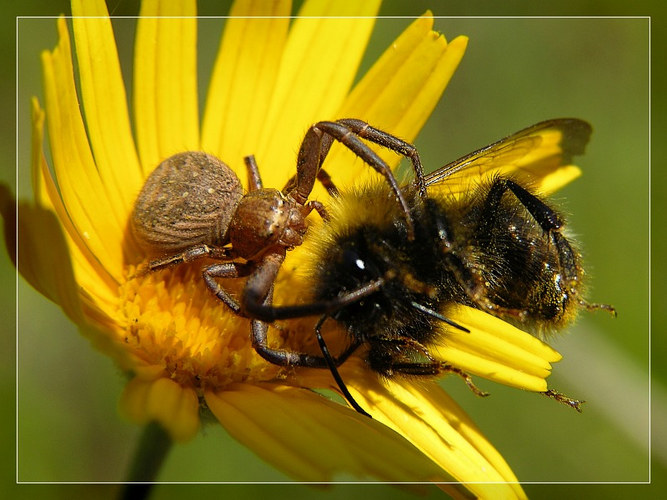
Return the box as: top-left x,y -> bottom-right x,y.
379,336 -> 586,411
461,177 -> 565,319
477,178 -> 563,235
394,360 -> 489,397
579,299 -> 617,316
478,178 -> 615,316
368,337 -> 489,397
542,389 -> 585,412
551,229 -> 617,317
313,316 -> 370,417
439,363 -> 490,397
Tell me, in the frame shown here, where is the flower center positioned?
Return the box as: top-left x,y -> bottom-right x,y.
119,261 -> 287,392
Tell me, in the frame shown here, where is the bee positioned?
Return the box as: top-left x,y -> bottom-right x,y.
242,118 -> 616,416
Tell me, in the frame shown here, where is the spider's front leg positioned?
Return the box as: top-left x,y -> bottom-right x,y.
202,261 -> 254,314
336,118 -> 427,196
289,119 -> 423,239
242,249 -> 329,368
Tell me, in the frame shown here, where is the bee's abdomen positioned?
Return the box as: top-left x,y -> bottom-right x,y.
480,210 -> 585,333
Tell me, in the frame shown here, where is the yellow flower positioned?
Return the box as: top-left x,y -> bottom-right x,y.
9,0 -> 585,497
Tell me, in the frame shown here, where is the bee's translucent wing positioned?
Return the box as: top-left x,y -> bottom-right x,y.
424,119 -> 592,196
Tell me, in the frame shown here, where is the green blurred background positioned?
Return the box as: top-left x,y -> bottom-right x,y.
3,0 -> 662,499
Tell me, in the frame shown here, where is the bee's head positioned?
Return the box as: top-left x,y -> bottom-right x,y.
307,186 -> 447,336
314,225 -> 438,337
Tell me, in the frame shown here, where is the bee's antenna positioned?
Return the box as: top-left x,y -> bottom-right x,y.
410,301 -> 470,333
315,316 -> 371,418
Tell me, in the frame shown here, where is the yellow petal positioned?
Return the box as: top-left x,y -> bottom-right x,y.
70,0 -> 143,222
30,98 -> 49,208
201,0 -> 290,174
348,376 -> 527,499
342,18 -> 465,143
205,383 -> 473,488
16,148 -> 123,344
255,0 -> 381,189
29,98 -> 120,322
41,18 -> 125,280
312,16 -> 467,198
447,305 -> 561,361
119,376 -> 200,442
134,0 -> 199,173
434,305 -> 562,392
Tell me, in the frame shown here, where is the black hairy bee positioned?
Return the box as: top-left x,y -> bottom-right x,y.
241,118 -> 615,416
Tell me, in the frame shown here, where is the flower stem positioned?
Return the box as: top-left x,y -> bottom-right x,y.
120,422 -> 173,500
